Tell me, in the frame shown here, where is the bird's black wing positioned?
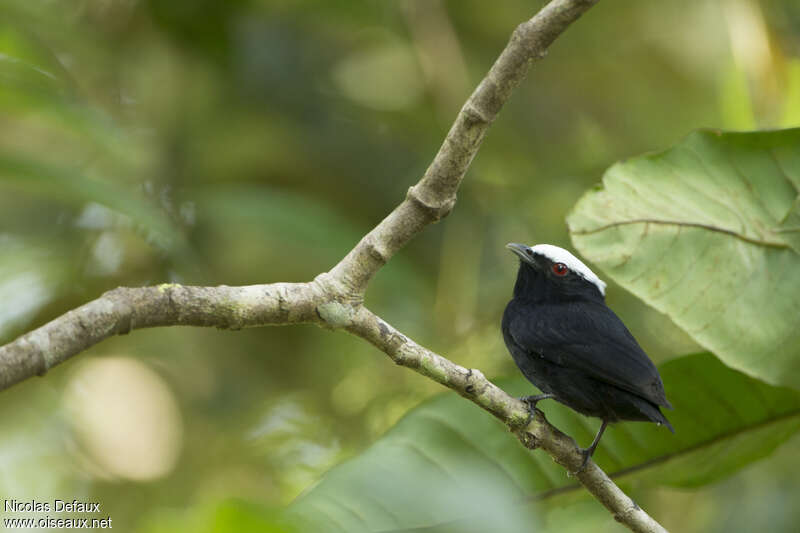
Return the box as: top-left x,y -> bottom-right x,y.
507,300 -> 671,408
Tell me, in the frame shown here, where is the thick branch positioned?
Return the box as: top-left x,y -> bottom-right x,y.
346,307 -> 667,533
327,0 -> 599,296
0,282 -> 322,391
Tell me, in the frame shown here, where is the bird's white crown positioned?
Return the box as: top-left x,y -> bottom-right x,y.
531,244 -> 607,296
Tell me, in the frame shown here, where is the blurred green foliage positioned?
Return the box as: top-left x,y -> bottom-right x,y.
289,354 -> 800,532
1,0 -> 799,532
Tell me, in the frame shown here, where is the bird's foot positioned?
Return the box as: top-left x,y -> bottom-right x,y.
519,394 -> 554,426
573,448 -> 592,474
572,419 -> 608,474
520,393 -> 555,409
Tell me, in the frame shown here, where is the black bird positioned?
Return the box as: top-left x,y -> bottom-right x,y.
502,243 -> 673,471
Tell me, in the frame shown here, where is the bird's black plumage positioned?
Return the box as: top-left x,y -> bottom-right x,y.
502,243 -> 672,469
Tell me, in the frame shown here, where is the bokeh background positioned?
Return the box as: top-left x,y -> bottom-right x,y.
1,0 -> 799,531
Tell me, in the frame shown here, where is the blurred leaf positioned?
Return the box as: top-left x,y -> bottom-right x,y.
145,0 -> 249,64
191,184 -> 363,259
0,22 -> 72,94
287,353 -> 800,532
0,235 -> 73,339
782,59 -> 800,127
0,152 -> 186,254
140,500 -> 296,533
718,61 -> 756,130
568,129 -> 800,387
332,35 -> 423,111
0,378 -> 76,503
0,20 -> 143,179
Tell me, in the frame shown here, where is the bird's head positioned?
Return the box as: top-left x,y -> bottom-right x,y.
506,243 -> 606,302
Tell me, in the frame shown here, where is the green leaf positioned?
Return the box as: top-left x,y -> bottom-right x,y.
567,129 -> 800,387
189,185 -> 365,258
287,353 -> 800,532
0,235 -> 75,340
0,23 -> 72,96
0,21 -> 139,172
0,152 -> 186,254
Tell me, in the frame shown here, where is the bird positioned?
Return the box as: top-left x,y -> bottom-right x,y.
501,242 -> 673,471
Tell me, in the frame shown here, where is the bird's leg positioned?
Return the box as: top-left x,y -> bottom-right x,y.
519,394 -> 555,426
575,419 -> 609,473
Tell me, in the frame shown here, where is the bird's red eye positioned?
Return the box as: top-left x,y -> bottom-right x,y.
552,263 -> 569,276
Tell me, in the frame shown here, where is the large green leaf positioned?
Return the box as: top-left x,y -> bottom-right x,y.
287,353 -> 800,532
568,129 -> 800,387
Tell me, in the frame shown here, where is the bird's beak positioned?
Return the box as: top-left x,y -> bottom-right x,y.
506,242 -> 536,266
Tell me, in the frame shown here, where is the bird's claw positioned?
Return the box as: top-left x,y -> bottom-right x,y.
573,448 -> 592,474
519,393 -> 554,410
518,394 -> 554,426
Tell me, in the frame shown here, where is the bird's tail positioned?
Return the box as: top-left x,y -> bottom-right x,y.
638,399 -> 675,433
657,411 -> 675,433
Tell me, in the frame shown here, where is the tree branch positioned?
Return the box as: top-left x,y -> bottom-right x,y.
0,1 -> 671,532
347,306 -> 667,533
0,282 -> 323,390
326,0 -> 602,296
